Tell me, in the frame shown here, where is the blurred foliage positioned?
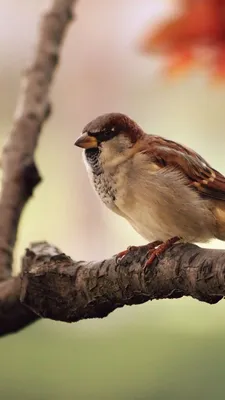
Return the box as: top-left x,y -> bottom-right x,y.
138,0 -> 225,80
1,0 -> 225,399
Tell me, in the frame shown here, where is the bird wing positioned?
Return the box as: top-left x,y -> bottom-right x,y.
143,136 -> 225,201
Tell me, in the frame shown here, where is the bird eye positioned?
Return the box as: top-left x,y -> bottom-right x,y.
100,131 -> 108,139
95,127 -> 117,143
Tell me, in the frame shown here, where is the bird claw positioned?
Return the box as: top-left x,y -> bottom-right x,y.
116,245 -> 139,263
116,238 -> 180,266
144,236 -> 181,270
116,241 -> 163,264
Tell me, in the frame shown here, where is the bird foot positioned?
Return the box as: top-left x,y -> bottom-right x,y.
144,236 -> 181,270
116,241 -> 163,263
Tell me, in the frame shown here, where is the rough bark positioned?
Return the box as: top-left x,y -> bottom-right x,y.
20,241 -> 224,323
0,0 -> 75,336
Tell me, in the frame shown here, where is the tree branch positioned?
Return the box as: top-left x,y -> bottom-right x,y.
20,242 -> 224,322
0,277 -> 37,336
0,0 -> 76,336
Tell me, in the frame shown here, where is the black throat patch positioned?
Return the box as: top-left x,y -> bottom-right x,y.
84,148 -> 102,175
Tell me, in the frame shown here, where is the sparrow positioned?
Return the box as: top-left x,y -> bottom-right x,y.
74,113 -> 225,265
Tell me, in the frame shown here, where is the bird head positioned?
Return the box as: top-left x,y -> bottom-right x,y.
74,113 -> 143,160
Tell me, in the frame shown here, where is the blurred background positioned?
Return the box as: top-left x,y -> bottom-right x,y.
1,0 -> 225,399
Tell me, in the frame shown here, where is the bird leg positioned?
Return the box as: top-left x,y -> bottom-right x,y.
116,241 -> 163,262
144,236 -> 181,269
117,237 -> 181,267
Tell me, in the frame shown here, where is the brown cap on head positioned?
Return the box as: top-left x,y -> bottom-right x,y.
74,113 -> 143,149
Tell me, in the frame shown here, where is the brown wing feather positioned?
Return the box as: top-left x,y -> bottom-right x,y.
143,136 -> 225,201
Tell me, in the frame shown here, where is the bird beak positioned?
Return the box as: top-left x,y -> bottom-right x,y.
74,132 -> 98,149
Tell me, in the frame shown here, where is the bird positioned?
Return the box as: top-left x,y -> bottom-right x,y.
74,112 -> 225,266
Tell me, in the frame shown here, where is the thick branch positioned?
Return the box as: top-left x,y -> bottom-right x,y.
0,0 -> 76,336
20,242 -> 225,322
0,277 -> 37,336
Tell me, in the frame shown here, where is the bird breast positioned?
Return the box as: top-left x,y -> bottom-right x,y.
83,148 -> 119,212
115,155 -> 216,242
85,149 -> 216,242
